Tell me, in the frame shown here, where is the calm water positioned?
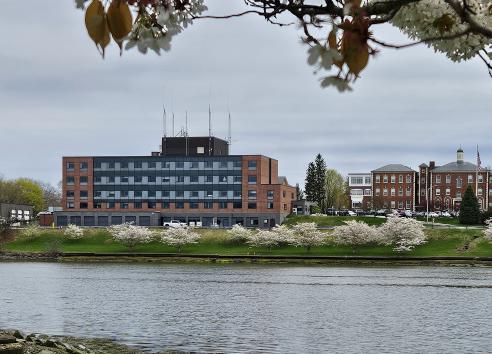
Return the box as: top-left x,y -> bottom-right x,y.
0,263 -> 491,353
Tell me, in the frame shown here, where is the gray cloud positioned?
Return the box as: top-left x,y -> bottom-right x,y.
0,0 -> 491,188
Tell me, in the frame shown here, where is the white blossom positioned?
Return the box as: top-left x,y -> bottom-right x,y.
388,0 -> 492,62
246,229 -> 279,250
64,224 -> 84,240
227,224 -> 253,243
320,76 -> 353,92
307,45 -> 343,70
378,217 -> 426,252
270,224 -> 294,245
108,222 -> 153,249
483,218 -> 492,243
160,227 -> 201,252
19,224 -> 42,240
332,220 -> 381,249
290,222 -> 326,251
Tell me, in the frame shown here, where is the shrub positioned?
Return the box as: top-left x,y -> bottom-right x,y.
63,224 -> 84,240
19,223 -> 43,241
227,224 -> 252,244
160,227 -> 200,252
379,217 -> 426,252
290,222 -> 326,251
108,223 -> 153,250
332,220 -> 380,252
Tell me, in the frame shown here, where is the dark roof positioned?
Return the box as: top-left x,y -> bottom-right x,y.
372,164 -> 415,173
432,161 -> 483,172
419,163 -> 428,168
277,176 -> 288,185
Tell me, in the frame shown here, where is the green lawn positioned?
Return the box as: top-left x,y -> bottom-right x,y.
2,227 -> 490,257
283,215 -> 386,227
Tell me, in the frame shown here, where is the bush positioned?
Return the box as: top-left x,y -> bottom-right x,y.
290,222 -> 326,251
227,224 -> 252,244
332,220 -> 380,252
379,217 -> 426,252
160,227 -> 201,252
19,224 -> 43,241
108,223 -> 153,250
63,224 -> 84,240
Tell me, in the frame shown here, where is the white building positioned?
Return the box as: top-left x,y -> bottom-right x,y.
348,173 -> 372,210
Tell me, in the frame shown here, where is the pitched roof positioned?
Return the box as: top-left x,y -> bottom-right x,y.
432,161 -> 483,172
277,176 -> 288,185
371,164 -> 415,173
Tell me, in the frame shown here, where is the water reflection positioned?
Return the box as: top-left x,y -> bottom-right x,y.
0,263 -> 491,353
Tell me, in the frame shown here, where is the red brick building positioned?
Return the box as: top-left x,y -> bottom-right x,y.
57,136 -> 296,228
418,148 -> 490,211
371,164 -> 417,211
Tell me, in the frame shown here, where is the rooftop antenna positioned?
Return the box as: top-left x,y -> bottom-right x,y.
185,110 -> 189,156
227,111 -> 232,152
172,112 -> 175,137
208,104 -> 212,156
162,105 -> 167,137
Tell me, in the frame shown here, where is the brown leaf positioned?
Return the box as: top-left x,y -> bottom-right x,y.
345,43 -> 369,76
107,0 -> 133,43
85,0 -> 107,45
328,30 -> 337,49
100,18 -> 111,58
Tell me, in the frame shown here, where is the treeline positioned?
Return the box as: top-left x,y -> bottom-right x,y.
0,176 -> 61,214
303,153 -> 348,211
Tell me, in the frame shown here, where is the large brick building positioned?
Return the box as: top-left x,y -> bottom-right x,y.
56,136 -> 296,228
418,148 -> 490,211
371,164 -> 417,211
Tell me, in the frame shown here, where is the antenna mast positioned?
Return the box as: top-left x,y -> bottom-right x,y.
208,104 -> 212,156
162,106 -> 167,137
228,111 -> 232,152
185,110 -> 189,156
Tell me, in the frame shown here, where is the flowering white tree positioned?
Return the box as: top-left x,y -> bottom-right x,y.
19,224 -> 43,241
246,229 -> 278,251
270,224 -> 294,245
379,217 -> 427,252
64,224 -> 85,240
74,0 -> 492,90
227,224 -> 253,244
332,220 -> 380,252
290,222 -> 326,251
108,222 -> 153,250
483,218 -> 492,243
160,227 -> 201,252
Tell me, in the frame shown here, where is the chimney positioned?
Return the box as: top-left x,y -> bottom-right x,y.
429,161 -> 435,169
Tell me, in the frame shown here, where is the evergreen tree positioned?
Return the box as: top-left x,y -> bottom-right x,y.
459,186 -> 481,225
295,183 -> 305,200
304,162 -> 316,202
314,154 -> 327,211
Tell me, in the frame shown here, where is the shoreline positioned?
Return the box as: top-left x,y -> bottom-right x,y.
1,251 -> 491,266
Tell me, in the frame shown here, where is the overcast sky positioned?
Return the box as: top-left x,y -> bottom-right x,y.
1,0 -> 491,188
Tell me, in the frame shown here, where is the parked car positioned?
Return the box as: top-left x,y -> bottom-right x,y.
347,210 -> 357,216
326,208 -> 337,216
426,212 -> 439,218
163,220 -> 187,228
441,211 -> 452,217
338,210 -> 349,216
403,210 -> 413,218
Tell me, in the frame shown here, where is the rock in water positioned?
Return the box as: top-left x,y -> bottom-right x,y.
0,342 -> 23,354
0,335 -> 16,344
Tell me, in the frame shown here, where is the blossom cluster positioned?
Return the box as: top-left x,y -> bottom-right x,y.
160,227 -> 201,251
64,224 -> 85,240
389,0 -> 492,61
108,222 -> 153,248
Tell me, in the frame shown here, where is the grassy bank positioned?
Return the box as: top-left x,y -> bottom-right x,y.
283,215 -> 386,227
2,228 -> 492,257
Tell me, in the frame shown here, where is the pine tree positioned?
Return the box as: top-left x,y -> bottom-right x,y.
459,185 -> 481,225
295,183 -> 305,200
304,162 -> 316,202
314,154 -> 327,211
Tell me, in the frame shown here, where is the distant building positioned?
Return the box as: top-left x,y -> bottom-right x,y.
347,173 -> 372,210
291,200 -> 316,215
56,136 -> 296,228
371,164 -> 417,211
418,148 -> 490,211
0,203 -> 33,222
